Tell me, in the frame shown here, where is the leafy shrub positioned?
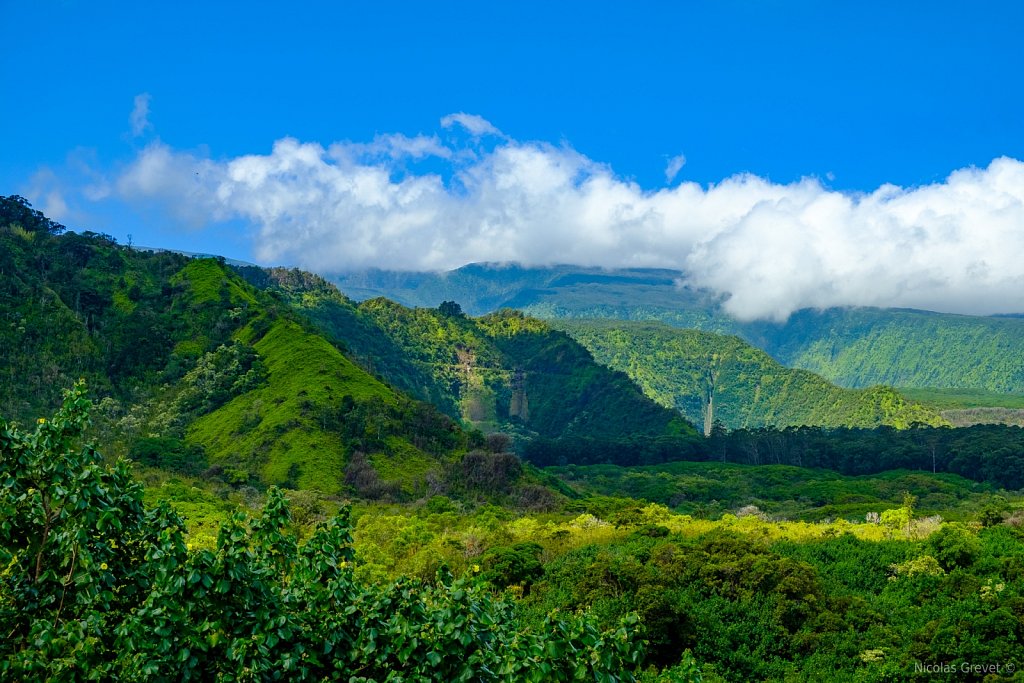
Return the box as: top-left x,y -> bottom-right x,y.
460,450 -> 523,494
481,542 -> 545,590
888,554 -> 945,579
928,523 -> 982,570
175,342 -> 268,416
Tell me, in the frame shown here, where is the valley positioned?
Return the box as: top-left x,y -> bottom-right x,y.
3,197 -> 1023,681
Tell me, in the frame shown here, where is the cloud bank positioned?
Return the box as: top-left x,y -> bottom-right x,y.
113,114 -> 1024,321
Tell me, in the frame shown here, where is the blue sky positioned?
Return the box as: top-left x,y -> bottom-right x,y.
3,1 -> 1024,318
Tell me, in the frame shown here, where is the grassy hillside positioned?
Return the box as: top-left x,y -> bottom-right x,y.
0,199 -> 476,499
552,319 -> 945,432
334,262 -> 1024,394
238,266 -> 461,415
187,318 -> 399,492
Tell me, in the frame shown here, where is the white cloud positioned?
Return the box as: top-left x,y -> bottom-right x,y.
116,142 -> 225,227
665,154 -> 686,183
111,124 -> 1024,321
440,112 -> 503,138
25,168 -> 67,220
129,93 -> 152,138
340,133 -> 452,161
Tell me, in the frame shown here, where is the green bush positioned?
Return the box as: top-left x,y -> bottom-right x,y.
928,523 -> 982,571
481,542 -> 545,590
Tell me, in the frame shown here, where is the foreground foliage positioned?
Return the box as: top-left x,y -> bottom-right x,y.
339,498 -> 1024,682
0,385 -> 647,681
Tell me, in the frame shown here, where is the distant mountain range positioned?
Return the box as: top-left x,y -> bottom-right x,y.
332,263 -> 1024,397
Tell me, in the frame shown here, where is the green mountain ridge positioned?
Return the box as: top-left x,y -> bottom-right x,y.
0,199 -> 461,500
550,319 -> 946,433
6,195 -> 1022,499
332,262 -> 1024,396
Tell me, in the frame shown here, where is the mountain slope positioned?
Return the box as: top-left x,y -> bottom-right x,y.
187,317 -> 400,492
237,268 -> 697,443
0,198 -> 471,497
743,307 -> 1024,393
0,200 -> 221,422
0,197 -> 697,503
332,263 -> 1024,394
553,319 -> 946,433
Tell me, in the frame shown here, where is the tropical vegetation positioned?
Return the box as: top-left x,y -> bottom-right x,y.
3,196 -> 1024,681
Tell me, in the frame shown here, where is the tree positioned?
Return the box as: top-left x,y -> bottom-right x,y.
0,380 -> 156,677
928,524 -> 981,571
438,300 -> 464,318
879,492 -> 916,538
0,195 -> 67,235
